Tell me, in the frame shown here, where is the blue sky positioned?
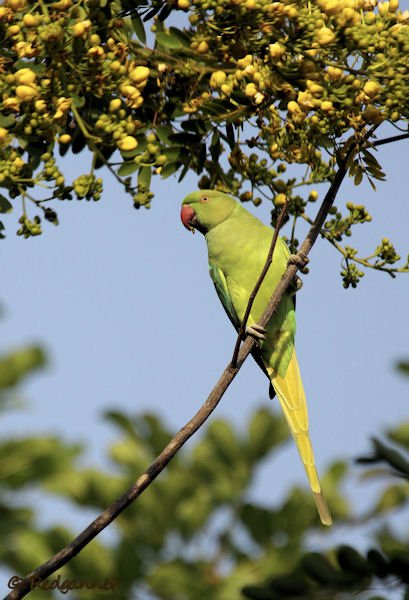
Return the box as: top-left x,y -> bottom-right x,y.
1,6 -> 409,591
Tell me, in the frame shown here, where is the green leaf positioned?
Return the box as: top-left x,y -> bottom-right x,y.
168,132 -> 201,145
71,95 -> 86,108
132,13 -> 146,44
210,130 -> 219,148
118,162 -> 139,176
247,408 -> 288,460
0,113 -> 15,128
0,194 -> 12,214
353,168 -> 363,186
206,420 -> 240,464
0,346 -> 46,390
202,99 -> 232,116
302,553 -> 342,585
156,126 -> 174,144
27,142 -> 47,171
197,143 -> 206,173
168,27 -> 191,48
373,438 -> 409,476
181,119 -> 205,134
242,585 -> 281,600
337,546 -> 372,576
241,503 -> 275,545
178,158 -> 191,182
375,484 -> 409,513
156,32 -> 183,50
138,166 -> 151,189
388,422 -> 409,448
71,130 -> 86,154
160,162 -> 179,178
164,146 -> 182,161
225,122 -> 235,148
104,410 -> 139,441
120,147 -> 140,159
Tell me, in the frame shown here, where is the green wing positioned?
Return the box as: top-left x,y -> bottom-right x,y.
209,262 -> 240,330
209,262 -> 275,399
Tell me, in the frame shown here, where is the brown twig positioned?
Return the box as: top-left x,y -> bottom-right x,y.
230,200 -> 289,368
3,129 -> 372,600
371,131 -> 409,148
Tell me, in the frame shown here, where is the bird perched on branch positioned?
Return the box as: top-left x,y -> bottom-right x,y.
181,190 -> 332,526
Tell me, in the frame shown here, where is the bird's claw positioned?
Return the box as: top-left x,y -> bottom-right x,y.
291,275 -> 303,293
246,324 -> 267,341
287,253 -> 309,269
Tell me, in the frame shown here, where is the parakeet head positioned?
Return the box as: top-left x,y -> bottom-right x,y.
181,190 -> 237,234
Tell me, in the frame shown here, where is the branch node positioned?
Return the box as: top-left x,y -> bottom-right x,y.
287,253 -> 309,269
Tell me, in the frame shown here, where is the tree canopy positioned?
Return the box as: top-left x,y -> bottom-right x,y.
0,0 -> 408,284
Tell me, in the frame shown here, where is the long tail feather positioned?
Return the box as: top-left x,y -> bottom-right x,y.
266,352 -> 332,526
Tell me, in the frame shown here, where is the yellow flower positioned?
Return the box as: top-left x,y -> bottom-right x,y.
129,66 -> 150,84
109,99 -> 122,112
118,136 -> 138,151
245,82 -> 257,97
72,19 -> 91,38
287,100 -> 303,115
58,134 -> 72,144
16,84 -> 38,101
54,97 -> 72,119
269,43 -> 285,59
210,71 -> 227,89
363,81 -> 380,99
196,41 -> 209,54
0,127 -> 10,143
2,97 -> 20,111
15,67 -> 36,85
316,26 -> 336,46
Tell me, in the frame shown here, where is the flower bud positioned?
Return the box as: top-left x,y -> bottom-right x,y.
196,41 -> 209,54
210,70 -> 227,89
316,26 -> 335,46
363,80 -> 380,98
269,42 -> 285,59
129,66 -> 150,84
15,68 -> 36,85
16,84 -> 38,101
118,136 -> 138,152
109,99 -> 122,112
58,134 -> 72,145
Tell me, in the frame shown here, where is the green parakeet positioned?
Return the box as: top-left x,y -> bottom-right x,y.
181,190 -> 332,526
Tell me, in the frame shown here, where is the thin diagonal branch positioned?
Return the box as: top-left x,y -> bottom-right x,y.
230,200 -> 288,368
3,128 -> 373,600
371,132 -> 409,148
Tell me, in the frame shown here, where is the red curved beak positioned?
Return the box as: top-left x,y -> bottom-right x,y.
181,204 -> 196,233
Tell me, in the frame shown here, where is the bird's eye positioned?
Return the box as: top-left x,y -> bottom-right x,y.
200,195 -> 209,203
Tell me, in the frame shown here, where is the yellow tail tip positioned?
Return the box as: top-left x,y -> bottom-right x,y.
314,492 -> 332,526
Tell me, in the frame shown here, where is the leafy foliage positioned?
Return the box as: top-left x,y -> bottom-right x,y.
0,0 -> 408,282
244,424 -> 409,600
1,343 -> 409,599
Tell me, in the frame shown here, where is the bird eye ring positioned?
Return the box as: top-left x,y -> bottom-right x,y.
200,195 -> 209,203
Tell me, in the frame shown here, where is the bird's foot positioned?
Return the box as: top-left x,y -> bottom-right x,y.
289,275 -> 303,295
287,253 -> 309,273
246,323 -> 267,341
